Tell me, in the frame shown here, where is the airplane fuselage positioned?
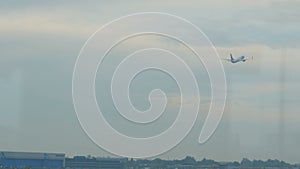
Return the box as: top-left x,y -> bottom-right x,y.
230,53 -> 246,63
231,56 -> 246,63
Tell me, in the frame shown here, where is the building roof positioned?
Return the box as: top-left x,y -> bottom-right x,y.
0,151 -> 65,160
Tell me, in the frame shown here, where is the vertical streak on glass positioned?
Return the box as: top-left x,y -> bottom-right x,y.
279,47 -> 287,158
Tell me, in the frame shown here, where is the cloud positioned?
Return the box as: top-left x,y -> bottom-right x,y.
0,12 -> 97,37
1,0 -> 299,48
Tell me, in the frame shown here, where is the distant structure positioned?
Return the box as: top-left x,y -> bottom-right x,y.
0,152 -> 296,169
65,156 -> 127,169
0,151 -> 65,168
0,151 -> 127,169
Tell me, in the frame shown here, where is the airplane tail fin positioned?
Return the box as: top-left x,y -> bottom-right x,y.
230,53 -> 234,61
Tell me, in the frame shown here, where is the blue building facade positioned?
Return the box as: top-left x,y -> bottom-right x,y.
0,151 -> 65,168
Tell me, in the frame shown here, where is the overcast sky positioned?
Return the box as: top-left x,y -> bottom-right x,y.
0,0 -> 300,163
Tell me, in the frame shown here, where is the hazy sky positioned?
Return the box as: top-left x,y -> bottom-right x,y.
0,0 -> 300,163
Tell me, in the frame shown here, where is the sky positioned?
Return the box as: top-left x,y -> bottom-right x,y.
0,0 -> 300,163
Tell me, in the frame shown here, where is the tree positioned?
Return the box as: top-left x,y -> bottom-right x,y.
241,158 -> 252,167
182,156 -> 196,165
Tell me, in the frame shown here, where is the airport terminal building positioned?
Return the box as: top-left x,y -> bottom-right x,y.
0,151 -> 126,169
0,151 -> 65,168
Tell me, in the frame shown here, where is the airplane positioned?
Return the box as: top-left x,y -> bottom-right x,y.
223,53 -> 253,63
